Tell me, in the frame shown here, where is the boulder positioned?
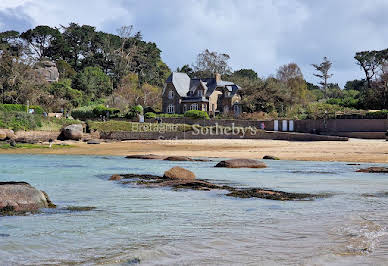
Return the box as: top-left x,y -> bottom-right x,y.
164,156 -> 194,161
263,155 -> 280,160
0,182 -> 55,215
125,154 -> 166,160
356,167 -> 388,173
163,167 -> 196,180
0,130 -> 6,140
109,174 -> 123,181
35,60 -> 59,83
215,159 -> 267,168
62,124 -> 83,141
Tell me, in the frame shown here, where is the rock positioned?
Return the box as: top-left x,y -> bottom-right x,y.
125,154 -> 166,160
163,167 -> 196,180
215,159 -> 267,168
0,182 -> 55,215
263,155 -> 280,160
35,60 -> 59,83
62,124 -> 83,141
164,156 -> 194,161
87,139 -> 100,145
356,167 -> 388,173
109,174 -> 123,181
3,129 -> 16,140
0,130 -> 6,140
115,173 -> 328,201
64,206 -> 96,212
9,139 -> 16,147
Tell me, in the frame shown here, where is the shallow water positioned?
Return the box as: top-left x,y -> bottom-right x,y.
0,154 -> 388,265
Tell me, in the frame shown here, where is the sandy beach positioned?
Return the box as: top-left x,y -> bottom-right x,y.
1,138 -> 387,163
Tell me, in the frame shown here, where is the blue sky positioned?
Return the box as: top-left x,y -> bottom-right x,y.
1,0 -> 388,86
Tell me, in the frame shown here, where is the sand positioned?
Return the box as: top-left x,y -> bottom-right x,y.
1,138 -> 387,163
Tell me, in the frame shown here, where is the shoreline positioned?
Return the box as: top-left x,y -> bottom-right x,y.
0,138 -> 387,163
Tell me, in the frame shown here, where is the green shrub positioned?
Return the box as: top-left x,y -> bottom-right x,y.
0,111 -> 42,131
92,105 -> 120,117
365,110 -> 388,119
71,106 -> 95,120
145,112 -> 157,119
0,104 -> 44,114
158,113 -> 184,118
125,105 -> 143,119
184,110 -> 210,119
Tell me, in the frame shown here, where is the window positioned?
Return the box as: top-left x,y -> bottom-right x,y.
167,104 -> 175,114
212,104 -> 215,111
190,103 -> 198,110
202,104 -> 206,111
234,104 -> 240,114
197,90 -> 203,97
183,104 -> 187,112
168,90 -> 174,99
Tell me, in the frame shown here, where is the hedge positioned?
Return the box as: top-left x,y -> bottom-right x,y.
0,104 -> 44,114
365,110 -> 388,119
184,110 -> 210,119
144,112 -> 157,119
71,105 -> 120,120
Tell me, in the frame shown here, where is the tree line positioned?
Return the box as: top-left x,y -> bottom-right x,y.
0,23 -> 387,118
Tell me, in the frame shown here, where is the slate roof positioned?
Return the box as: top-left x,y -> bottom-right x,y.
166,72 -> 240,98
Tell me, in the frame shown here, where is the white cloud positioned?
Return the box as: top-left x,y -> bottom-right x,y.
1,0 -> 387,86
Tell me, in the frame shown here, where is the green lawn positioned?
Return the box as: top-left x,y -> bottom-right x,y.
0,143 -> 73,149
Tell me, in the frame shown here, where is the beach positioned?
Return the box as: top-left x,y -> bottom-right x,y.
1,138 -> 387,163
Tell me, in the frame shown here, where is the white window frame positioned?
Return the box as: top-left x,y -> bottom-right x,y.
183,104 -> 188,112
197,90 -> 203,97
190,103 -> 198,110
168,90 -> 174,99
167,104 -> 175,114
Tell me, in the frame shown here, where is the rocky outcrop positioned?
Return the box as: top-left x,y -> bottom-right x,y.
356,167 -> 388,173
164,156 -> 194,161
62,124 -> 83,141
109,174 -> 123,181
0,182 -> 55,215
125,154 -> 166,160
215,159 -> 267,168
163,167 -> 196,180
263,155 -> 280,160
35,60 -> 59,83
0,129 -> 15,140
114,171 -> 325,201
87,139 -> 100,145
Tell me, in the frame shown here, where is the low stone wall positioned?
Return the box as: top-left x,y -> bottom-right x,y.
100,130 -> 348,141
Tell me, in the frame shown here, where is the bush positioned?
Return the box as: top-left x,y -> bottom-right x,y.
92,105 -> 120,117
125,105 -> 143,119
184,110 -> 209,119
71,106 -> 95,120
145,112 -> 157,119
0,104 -> 44,114
158,113 -> 184,118
0,111 -> 42,131
365,110 -> 388,119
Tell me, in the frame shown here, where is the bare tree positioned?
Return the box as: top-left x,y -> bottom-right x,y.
193,49 -> 232,78
312,57 -> 333,97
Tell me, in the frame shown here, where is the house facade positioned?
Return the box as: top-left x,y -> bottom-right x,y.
162,72 -> 242,116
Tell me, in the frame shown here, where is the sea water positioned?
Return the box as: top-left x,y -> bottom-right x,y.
0,154 -> 387,265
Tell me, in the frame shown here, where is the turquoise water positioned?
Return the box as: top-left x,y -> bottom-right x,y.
0,154 -> 388,265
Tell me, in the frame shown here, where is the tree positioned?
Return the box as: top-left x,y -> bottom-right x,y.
193,49 -> 232,78
73,66 -> 113,101
232,69 -> 258,80
0,31 -> 24,57
276,63 -> 308,105
176,64 -> 194,77
20,26 -> 61,60
312,57 -> 333,97
48,79 -> 83,110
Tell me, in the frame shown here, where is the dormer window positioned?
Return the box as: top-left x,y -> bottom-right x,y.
168,90 -> 174,99
197,90 -> 203,97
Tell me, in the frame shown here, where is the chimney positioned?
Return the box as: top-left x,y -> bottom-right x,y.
215,73 -> 221,83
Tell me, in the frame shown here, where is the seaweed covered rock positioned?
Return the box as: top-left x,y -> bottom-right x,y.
263,155 -> 280,160
356,167 -> 388,173
163,167 -> 196,180
164,156 -> 194,161
215,159 -> 267,169
125,154 -> 166,160
62,124 -> 83,141
109,174 -> 123,181
0,182 -> 55,215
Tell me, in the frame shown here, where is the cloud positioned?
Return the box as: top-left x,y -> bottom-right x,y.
1,0 -> 387,86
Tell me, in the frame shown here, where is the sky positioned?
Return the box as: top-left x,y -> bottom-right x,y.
1,0 -> 388,87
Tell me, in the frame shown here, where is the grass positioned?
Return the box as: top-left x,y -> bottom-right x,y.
88,120 -> 194,132
0,143 -> 73,149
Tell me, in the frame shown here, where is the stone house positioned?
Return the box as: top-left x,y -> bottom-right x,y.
162,72 -> 242,116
